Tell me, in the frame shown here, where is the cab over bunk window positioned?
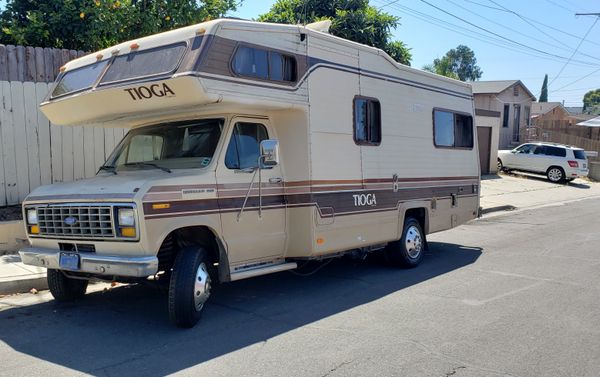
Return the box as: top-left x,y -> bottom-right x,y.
225,122 -> 269,170
433,109 -> 473,149
52,60 -> 109,97
232,45 -> 297,82
100,42 -> 187,84
354,97 -> 381,146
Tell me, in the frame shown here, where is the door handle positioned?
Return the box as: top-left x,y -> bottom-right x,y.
269,177 -> 283,184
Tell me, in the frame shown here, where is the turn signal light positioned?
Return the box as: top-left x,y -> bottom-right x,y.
121,227 -> 136,238
316,237 -> 325,245
568,161 -> 579,168
152,203 -> 171,210
30,225 -> 40,234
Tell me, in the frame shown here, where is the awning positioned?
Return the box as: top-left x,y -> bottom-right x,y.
577,116 -> 600,127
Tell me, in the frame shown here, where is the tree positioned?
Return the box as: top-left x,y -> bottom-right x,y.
258,0 -> 412,66
583,89 -> 600,114
539,74 -> 548,102
423,45 -> 482,81
0,0 -> 239,51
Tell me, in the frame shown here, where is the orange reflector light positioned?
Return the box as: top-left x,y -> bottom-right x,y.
130,43 -> 139,50
30,225 -> 40,234
121,227 -> 136,238
59,65 -> 66,72
316,238 -> 325,245
152,203 -> 171,210
196,28 -> 206,35
96,54 -> 103,60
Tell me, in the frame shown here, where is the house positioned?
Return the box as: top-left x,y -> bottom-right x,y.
530,102 -> 570,122
472,80 -> 536,151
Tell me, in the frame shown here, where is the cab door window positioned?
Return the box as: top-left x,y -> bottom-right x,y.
225,122 -> 269,169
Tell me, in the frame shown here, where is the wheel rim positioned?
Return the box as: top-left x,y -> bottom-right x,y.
548,168 -> 562,182
405,225 -> 423,259
193,262 -> 211,312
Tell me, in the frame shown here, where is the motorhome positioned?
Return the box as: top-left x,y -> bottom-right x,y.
19,19 -> 480,328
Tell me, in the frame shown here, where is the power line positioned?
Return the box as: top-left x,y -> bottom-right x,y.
552,67 -> 600,92
417,0 -> 600,67
548,17 -> 599,87
463,0 -> 600,48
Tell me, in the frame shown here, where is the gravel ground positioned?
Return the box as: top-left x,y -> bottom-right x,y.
0,206 -> 22,222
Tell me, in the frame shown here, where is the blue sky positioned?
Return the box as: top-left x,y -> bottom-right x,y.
230,0 -> 600,107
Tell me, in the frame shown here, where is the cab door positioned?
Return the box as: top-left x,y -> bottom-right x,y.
216,117 -> 286,265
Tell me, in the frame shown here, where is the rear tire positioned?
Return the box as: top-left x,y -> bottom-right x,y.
385,217 -> 425,268
168,247 -> 212,328
497,159 -> 504,172
546,166 -> 565,183
47,269 -> 88,301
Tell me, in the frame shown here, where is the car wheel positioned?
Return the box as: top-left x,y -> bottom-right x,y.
47,269 -> 88,301
497,159 -> 504,172
546,166 -> 565,183
168,246 -> 212,328
384,217 -> 425,268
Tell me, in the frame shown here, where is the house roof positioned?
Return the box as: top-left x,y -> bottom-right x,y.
565,106 -> 584,115
530,102 -> 563,116
471,80 -> 536,100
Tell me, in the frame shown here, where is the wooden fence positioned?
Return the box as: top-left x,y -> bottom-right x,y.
0,45 -> 127,206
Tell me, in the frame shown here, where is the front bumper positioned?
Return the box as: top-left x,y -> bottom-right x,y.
19,247 -> 158,277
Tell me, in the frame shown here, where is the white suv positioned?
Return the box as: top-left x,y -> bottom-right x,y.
497,142 -> 589,183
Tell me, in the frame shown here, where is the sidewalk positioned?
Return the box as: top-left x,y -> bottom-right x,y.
1,173 -> 599,296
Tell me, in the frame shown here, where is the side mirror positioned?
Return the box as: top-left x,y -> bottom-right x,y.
260,139 -> 279,167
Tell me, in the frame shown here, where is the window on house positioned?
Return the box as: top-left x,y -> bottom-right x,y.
232,46 -> 297,82
353,97 -> 381,145
524,106 -> 531,126
433,109 -> 473,148
513,86 -> 519,96
225,122 -> 269,170
502,104 -> 510,128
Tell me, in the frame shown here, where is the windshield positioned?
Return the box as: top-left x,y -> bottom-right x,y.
106,118 -> 224,171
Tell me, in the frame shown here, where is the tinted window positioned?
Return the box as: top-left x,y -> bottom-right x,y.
52,60 -> 109,97
225,122 -> 269,169
573,150 -> 586,159
354,98 -> 381,145
233,46 -> 297,82
100,43 -> 187,84
232,46 -> 268,80
434,110 -> 473,148
544,146 -> 566,157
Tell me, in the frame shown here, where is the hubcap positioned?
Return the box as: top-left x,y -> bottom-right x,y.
548,168 -> 562,182
193,262 -> 211,312
405,225 -> 423,259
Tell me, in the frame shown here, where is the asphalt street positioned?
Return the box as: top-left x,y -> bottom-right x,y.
1,197 -> 599,377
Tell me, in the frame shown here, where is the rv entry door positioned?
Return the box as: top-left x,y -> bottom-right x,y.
216,118 -> 286,265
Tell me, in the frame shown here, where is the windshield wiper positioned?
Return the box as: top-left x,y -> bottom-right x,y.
98,165 -> 117,175
124,162 -> 172,173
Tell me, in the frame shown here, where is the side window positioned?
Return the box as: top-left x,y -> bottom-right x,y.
516,144 -> 533,154
232,45 -> 297,82
433,109 -> 473,148
225,122 -> 269,169
127,135 -> 164,163
545,146 -> 566,157
354,97 -> 381,145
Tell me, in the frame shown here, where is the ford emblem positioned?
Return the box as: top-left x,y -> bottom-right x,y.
64,216 -> 78,226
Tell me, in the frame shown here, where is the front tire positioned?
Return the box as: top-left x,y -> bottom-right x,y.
168,247 -> 212,328
47,269 -> 88,301
385,217 -> 425,268
497,159 -> 504,172
546,166 -> 565,183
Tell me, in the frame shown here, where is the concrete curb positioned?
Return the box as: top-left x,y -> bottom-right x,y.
0,273 -> 47,295
480,205 -> 517,216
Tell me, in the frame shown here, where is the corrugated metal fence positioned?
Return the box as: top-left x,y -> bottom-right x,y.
0,45 -> 127,206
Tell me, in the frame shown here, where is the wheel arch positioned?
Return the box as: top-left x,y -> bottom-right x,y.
399,203 -> 429,235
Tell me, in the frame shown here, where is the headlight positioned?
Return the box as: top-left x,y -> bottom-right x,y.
27,209 -> 38,225
118,208 -> 135,227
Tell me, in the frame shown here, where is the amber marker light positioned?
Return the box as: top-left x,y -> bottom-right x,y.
120,227 -> 136,238
30,225 -> 40,234
316,238 -> 325,245
96,54 -> 103,61
130,43 -> 139,50
59,65 -> 66,72
196,28 -> 206,35
152,203 -> 171,210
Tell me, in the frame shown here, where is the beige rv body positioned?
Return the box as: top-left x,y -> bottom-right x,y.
20,19 -> 479,284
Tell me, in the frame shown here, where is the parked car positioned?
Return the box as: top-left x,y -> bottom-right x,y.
497,142 -> 589,183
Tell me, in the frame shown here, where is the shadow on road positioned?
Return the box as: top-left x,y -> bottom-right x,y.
504,171 -> 590,189
0,242 -> 481,376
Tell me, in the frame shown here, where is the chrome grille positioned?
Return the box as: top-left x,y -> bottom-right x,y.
37,205 -> 115,238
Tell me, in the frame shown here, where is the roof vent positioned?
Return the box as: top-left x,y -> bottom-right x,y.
305,20 -> 332,33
